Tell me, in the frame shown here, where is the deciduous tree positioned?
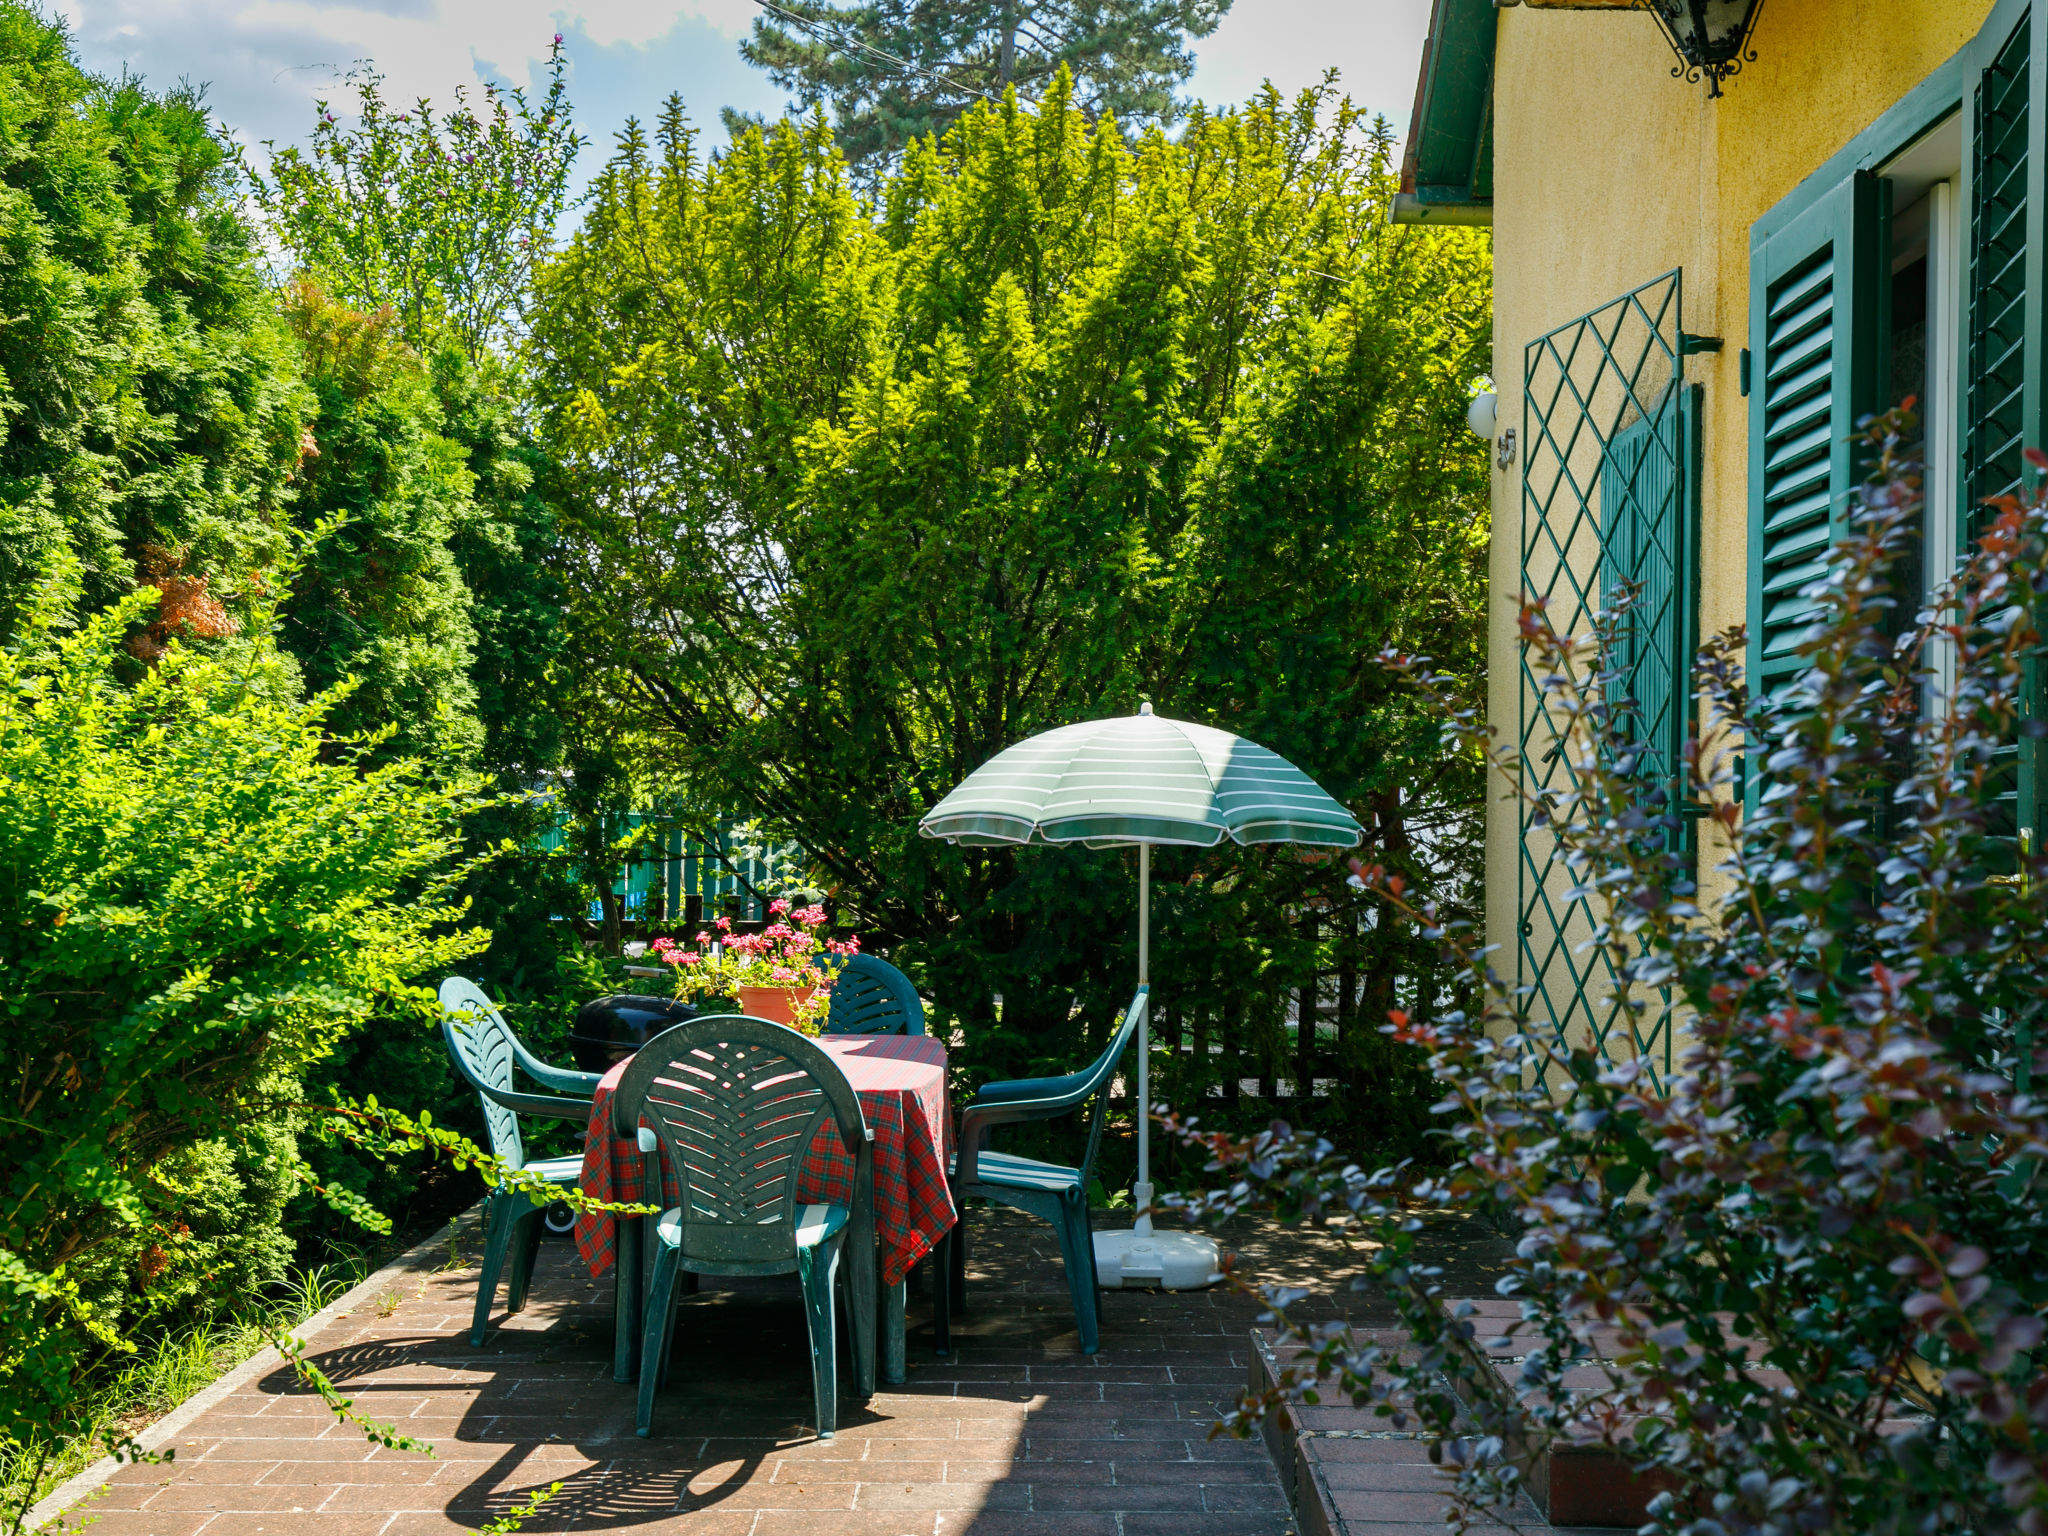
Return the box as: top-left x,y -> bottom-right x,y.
530,79 -> 1490,1146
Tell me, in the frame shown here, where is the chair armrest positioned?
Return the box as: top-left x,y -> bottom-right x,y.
527,1061 -> 604,1094
475,1083 -> 594,1124
954,986 -> 1147,1188
954,1098 -> 1057,1185
974,1072 -> 1089,1106
509,1033 -> 604,1095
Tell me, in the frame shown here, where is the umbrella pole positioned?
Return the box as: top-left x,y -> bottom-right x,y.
1135,843 -> 1151,1236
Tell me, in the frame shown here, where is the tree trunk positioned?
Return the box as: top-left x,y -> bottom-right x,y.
999,4 -> 1016,86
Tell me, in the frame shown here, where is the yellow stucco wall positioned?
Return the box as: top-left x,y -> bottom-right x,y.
1485,0 -> 1993,1004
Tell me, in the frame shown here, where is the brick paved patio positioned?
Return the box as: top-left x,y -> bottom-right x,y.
66,1207 -> 1586,1536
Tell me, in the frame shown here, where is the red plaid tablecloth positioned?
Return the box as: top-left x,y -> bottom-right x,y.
574,1033 -> 954,1287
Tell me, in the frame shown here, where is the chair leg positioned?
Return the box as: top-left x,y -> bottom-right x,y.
613,1215 -> 642,1384
947,1213 -> 968,1312
470,1193 -> 514,1347
882,1278 -> 906,1386
933,1232 -> 953,1357
506,1204 -> 546,1314
797,1242 -> 840,1438
847,1217 -> 876,1400
636,1243 -> 679,1437
1052,1198 -> 1100,1355
659,1269 -> 686,1388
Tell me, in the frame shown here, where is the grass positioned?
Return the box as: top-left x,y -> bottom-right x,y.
0,1257 -> 369,1534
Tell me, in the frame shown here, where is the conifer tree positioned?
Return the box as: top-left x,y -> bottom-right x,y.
729,0 -> 1230,178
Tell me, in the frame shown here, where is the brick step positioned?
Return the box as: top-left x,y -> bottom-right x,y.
1249,1328 -> 1620,1535
1441,1297 -> 1676,1527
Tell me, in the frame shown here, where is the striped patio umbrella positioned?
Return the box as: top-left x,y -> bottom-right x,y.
916,703 -> 1364,850
918,703 -> 1362,1288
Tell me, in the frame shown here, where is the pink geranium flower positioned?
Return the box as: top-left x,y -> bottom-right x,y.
653,894 -> 863,1034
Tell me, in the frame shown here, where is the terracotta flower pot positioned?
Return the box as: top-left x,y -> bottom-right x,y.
737,984 -> 818,1030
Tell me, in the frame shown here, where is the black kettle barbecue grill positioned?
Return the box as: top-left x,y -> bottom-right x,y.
536,992 -> 703,1233
567,992 -> 705,1075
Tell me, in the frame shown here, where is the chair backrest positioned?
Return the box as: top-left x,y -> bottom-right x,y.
613,1016 -> 869,1271
438,976 -> 524,1171
1074,989 -> 1147,1188
820,953 -> 925,1036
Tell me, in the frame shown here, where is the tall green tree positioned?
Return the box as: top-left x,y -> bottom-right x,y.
246,45 -> 581,364
531,80 -> 1490,1150
731,0 -> 1229,179
248,56 -> 594,1214
277,282 -> 484,763
0,4 -> 308,631
247,47 -> 581,789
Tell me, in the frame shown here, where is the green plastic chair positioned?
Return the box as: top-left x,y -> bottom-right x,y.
615,1015 -> 877,1438
438,976 -> 603,1347
819,953 -> 925,1035
946,985 -> 1146,1355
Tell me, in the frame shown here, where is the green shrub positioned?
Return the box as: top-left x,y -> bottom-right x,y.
1184,419 -> 2048,1535
0,557 -> 486,1473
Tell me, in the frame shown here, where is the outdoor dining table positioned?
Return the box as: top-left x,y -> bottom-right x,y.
573,1031 -> 955,1388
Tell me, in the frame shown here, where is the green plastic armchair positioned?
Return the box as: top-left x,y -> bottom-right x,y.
819,953 -> 926,1035
438,976 -> 602,1347
614,1015 -> 877,1438
945,985 -> 1146,1355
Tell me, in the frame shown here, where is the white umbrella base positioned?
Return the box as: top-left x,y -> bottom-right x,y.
1092,1226 -> 1224,1290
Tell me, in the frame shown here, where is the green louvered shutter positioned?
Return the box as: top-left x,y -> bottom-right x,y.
1747,170 -> 1888,705
1964,8 -> 2037,857
1602,386 -> 1700,852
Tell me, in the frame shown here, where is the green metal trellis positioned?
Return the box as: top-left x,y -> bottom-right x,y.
1518,269 -> 1694,1083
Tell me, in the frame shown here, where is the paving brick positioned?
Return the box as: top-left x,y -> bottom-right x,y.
933,1515 -> 1116,1536
854,1480 -> 1031,1511
1198,1481 -> 1291,1512
67,1515 -> 219,1536
1110,1459 -> 1267,1484
1118,1516 -> 1293,1536
774,1459 -> 947,1483
199,1441 -> 378,1463
1301,1436 -> 1435,1464
145,1460 -> 277,1487
564,1517 -> 755,1536
1313,1460 -> 1459,1493
681,1479 -> 860,1511
69,1482 -> 166,1511
751,1514 -> 940,1535
258,1462 -> 449,1489
197,1515 -> 394,1536
1030,1482 -> 1209,1513
148,1486 -> 311,1514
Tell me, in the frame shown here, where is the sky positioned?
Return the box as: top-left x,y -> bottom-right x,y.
56,0 -> 1431,191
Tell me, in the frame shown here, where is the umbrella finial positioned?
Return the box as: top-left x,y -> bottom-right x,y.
1138,700 -> 1153,716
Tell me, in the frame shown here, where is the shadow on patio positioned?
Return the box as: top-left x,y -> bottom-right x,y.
84,1207 -> 1516,1536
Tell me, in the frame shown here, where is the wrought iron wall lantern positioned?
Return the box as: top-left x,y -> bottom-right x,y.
1643,0 -> 1767,97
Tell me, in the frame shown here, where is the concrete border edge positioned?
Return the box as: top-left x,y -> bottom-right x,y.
22,1202 -> 487,1535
